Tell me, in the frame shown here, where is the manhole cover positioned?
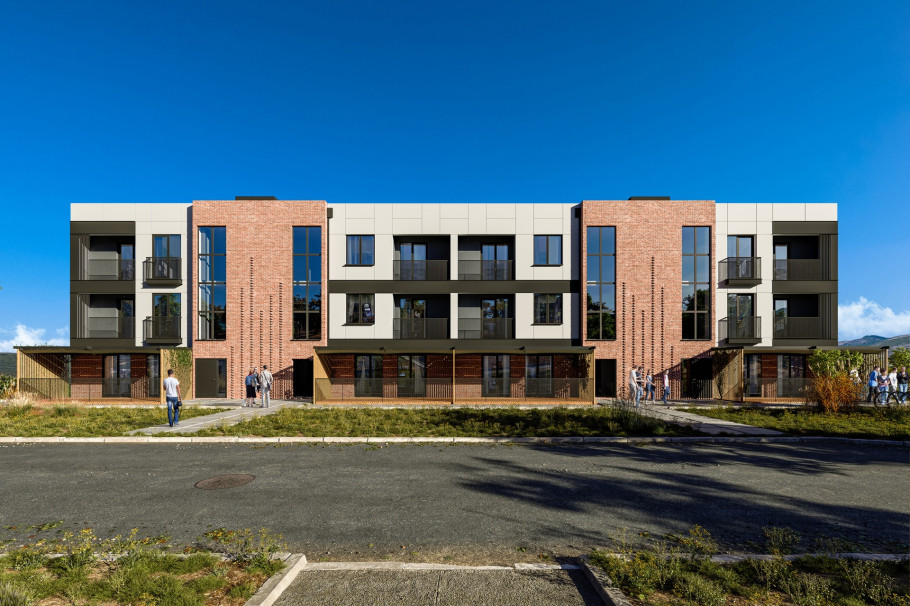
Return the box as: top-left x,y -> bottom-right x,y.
194,474 -> 255,490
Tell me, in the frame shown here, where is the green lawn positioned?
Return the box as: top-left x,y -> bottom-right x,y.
185,405 -> 700,438
688,406 -> 910,440
0,405 -> 229,437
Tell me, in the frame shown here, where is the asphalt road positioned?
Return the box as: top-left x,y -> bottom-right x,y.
0,442 -> 906,560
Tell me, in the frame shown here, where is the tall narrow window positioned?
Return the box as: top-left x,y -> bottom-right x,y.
586,226 -> 616,340
151,293 -> 181,339
152,235 -> 181,280
293,227 -> 322,339
526,355 -> 553,397
682,226 -> 711,340
198,226 -> 226,340
482,354 -> 510,397
533,235 -> 562,265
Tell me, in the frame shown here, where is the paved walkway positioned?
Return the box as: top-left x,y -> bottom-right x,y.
273,563 -> 603,606
128,399 -> 305,435
637,403 -> 785,436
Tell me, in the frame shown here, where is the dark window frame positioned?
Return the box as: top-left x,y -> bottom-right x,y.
586,226 -> 616,340
153,234 -> 181,259
533,235 -> 563,266
346,293 -> 376,325
197,226 -> 226,341
346,234 -> 375,266
533,293 -> 563,325
682,226 -> 712,341
293,226 -> 322,340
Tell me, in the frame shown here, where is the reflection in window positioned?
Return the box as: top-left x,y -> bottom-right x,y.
347,235 -> 374,265
586,226 -> 616,340
347,294 -> 375,325
293,227 -> 322,339
534,294 -> 562,324
682,226 -> 711,340
533,235 -> 562,265
198,227 -> 226,340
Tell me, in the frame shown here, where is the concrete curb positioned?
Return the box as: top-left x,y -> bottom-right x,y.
245,553 -> 307,606
297,561 -> 582,571
577,555 -> 633,606
0,436 -> 906,446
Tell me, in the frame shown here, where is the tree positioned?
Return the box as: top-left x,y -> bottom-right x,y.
808,350 -> 863,378
890,347 -> 910,371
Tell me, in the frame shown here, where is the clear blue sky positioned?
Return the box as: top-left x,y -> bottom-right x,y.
1,0 -> 908,348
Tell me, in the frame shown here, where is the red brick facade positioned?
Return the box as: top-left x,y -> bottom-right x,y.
582,200 -> 716,398
191,200 -> 328,399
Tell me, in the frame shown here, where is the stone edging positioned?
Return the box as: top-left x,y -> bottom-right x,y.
0,436 -> 906,446
245,553 -> 307,606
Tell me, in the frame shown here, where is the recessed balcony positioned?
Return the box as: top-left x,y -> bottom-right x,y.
393,260 -> 449,281
143,316 -> 182,344
393,318 -> 449,340
773,316 -> 821,339
458,317 -> 514,339
773,259 -> 821,281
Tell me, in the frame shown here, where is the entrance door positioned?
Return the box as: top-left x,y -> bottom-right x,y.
594,359 -> 616,398
103,354 -> 131,397
196,358 -> 227,398
482,354 -> 510,397
398,355 -> 426,397
293,359 -> 313,397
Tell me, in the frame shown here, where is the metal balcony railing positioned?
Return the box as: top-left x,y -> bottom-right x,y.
773,259 -> 821,281
88,259 -> 135,280
719,257 -> 761,282
393,318 -> 449,340
719,316 -> 761,342
458,317 -> 514,339
393,260 -> 449,281
143,316 -> 182,343
458,260 -> 513,280
773,316 -> 821,339
143,257 -> 182,283
313,377 -> 593,401
743,377 -> 814,399
86,317 -> 134,339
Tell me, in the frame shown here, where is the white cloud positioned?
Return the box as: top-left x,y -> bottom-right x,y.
0,324 -> 69,352
838,298 -> 910,341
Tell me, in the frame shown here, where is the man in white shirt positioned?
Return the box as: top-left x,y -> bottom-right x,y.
163,369 -> 181,427
259,364 -> 273,408
628,367 -> 640,407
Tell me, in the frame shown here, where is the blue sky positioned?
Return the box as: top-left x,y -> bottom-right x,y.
1,0 -> 908,349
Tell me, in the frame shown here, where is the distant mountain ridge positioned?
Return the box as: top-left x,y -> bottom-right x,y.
839,334 -> 910,348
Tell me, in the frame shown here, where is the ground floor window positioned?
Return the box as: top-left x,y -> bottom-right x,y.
681,357 -> 713,399
397,355 -> 426,397
776,354 -> 806,397
526,355 -> 552,397
744,353 -> 761,397
103,354 -> 132,397
482,354 -> 510,397
147,355 -> 160,398
355,354 -> 383,397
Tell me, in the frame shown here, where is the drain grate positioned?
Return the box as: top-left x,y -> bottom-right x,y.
194,474 -> 255,490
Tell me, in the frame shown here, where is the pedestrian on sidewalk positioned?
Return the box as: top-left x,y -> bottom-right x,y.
259,364 -> 273,408
645,370 -> 655,401
897,366 -> 909,404
637,366 -> 645,404
662,371 -> 670,406
888,368 -> 899,403
163,369 -> 181,427
877,371 -> 890,405
628,366 -> 640,407
244,369 -> 258,407
868,367 -> 879,403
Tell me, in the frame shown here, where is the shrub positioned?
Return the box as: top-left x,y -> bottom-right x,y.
0,375 -> 15,400
808,350 -> 864,378
674,572 -> 725,606
782,572 -> 833,606
807,374 -> 864,413
0,581 -> 34,606
764,526 -> 801,556
676,525 -> 717,562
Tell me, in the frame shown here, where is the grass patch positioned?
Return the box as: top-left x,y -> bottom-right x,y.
685,406 -> 910,440
185,404 -> 699,438
591,526 -> 910,606
0,405 -> 229,437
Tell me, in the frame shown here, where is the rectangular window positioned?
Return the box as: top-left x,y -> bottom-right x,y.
293,227 -> 322,339
533,235 -> 562,265
526,355 -> 553,397
346,235 -> 375,266
397,354 -> 426,397
682,226 -> 711,340
347,294 -> 375,324
533,294 -> 562,324
197,226 -> 226,340
482,354 -> 510,397
354,354 -> 383,397
586,226 -> 616,340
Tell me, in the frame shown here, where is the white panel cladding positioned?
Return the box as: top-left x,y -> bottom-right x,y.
806,203 -> 837,221
772,203 -> 806,221
374,293 -> 394,339
328,234 -> 347,280
328,293 -> 347,339
374,235 -> 394,280
71,203 -> 105,221
515,292 -> 534,339
514,234 -> 533,280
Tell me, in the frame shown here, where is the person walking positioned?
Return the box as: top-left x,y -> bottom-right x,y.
888,367 -> 899,404
897,366 -> 909,404
867,367 -> 879,403
628,366 -> 640,407
638,366 -> 645,403
662,371 -> 670,406
244,369 -> 258,407
259,364 -> 273,408
877,371 -> 890,405
163,369 -> 181,427
645,370 -> 655,401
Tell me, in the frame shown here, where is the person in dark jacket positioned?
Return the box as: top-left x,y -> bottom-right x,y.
897,366 -> 909,404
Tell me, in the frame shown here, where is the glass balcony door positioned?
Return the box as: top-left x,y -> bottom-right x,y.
103,354 -> 131,397
120,244 -> 135,280
398,355 -> 426,397
481,243 -> 509,280
774,244 -> 788,280
482,354 -> 510,397
744,354 -> 761,397
399,297 -> 427,339
400,243 -> 427,280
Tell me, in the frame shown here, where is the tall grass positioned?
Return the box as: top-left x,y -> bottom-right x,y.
0,405 -> 229,437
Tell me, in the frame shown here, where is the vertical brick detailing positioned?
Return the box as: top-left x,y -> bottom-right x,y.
582,200 -> 715,400
192,200 -> 327,399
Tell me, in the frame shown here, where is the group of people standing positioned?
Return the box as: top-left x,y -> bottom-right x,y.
244,365 -> 274,408
866,366 -> 909,405
628,366 -> 670,407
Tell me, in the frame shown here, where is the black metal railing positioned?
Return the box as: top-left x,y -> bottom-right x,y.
393,260 -> 449,281
143,257 -> 181,283
773,259 -> 821,281
88,259 -> 135,280
393,318 -> 449,340
745,377 -> 814,399
314,377 -> 593,401
86,317 -> 134,339
719,316 -> 761,342
719,257 -> 761,282
458,260 -> 513,280
143,316 -> 181,342
773,316 -> 821,339
458,318 -> 514,339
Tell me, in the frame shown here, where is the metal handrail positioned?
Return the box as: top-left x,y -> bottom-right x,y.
143,257 -> 182,282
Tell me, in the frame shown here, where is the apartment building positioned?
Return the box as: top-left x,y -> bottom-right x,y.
18,196 -> 879,403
